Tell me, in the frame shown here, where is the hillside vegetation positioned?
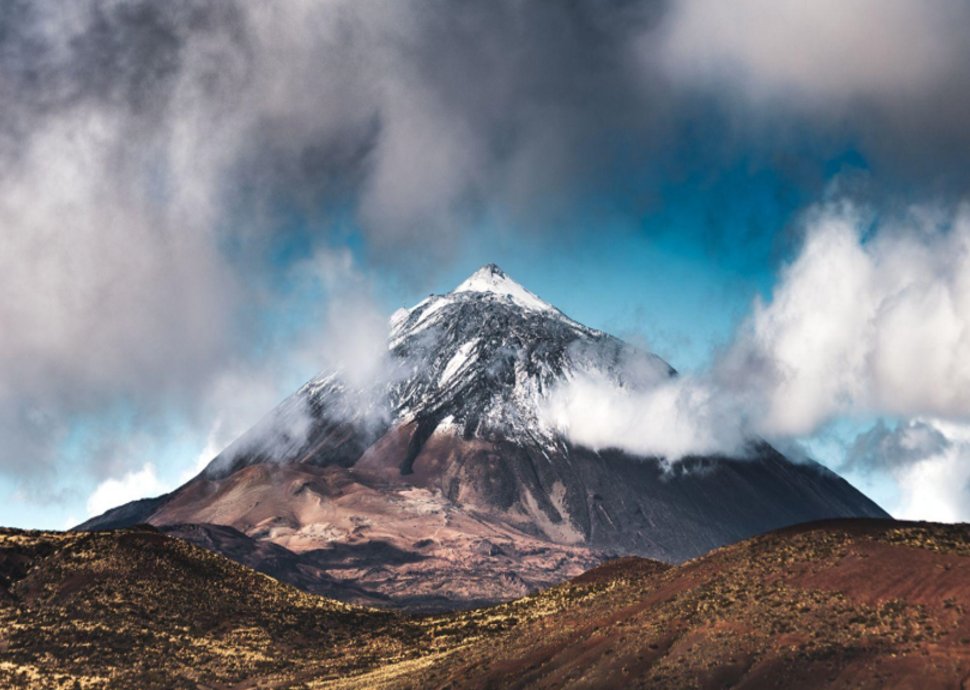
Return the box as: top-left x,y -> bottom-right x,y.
2,520 -> 969,688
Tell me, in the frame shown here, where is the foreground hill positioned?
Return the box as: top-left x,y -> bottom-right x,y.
0,526 -> 414,688
388,518 -> 970,689
0,525 -> 659,689
3,519 -> 970,688
79,265 -> 887,609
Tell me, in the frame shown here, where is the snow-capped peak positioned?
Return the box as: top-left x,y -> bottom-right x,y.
452,264 -> 556,313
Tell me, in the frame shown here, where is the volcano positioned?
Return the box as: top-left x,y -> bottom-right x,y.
79,264 -> 888,609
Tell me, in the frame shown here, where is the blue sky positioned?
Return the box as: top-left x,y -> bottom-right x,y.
3,1 -> 970,528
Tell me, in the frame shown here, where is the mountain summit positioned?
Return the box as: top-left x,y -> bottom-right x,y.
451,263 -> 558,312
79,265 -> 888,609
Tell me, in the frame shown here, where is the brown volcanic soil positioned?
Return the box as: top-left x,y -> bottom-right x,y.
387,519 -> 970,690
146,458 -> 603,610
3,519 -> 970,689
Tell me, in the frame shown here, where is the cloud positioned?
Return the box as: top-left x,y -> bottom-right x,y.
541,339 -> 749,461
4,0 -> 970,518
85,462 -> 166,518
0,0 -> 672,490
543,370 -> 747,460
0,1 -> 250,485
658,0 -> 970,186
68,244 -> 398,510
660,0 -> 962,102
845,419 -> 970,522
843,419 -> 949,473
893,422 -> 970,523
723,201 -> 970,434
176,247 -> 399,479
290,250 -> 398,393
179,426 -> 225,484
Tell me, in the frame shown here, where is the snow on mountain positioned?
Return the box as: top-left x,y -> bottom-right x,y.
438,338 -> 480,387
378,264 -> 670,448
452,263 -> 559,313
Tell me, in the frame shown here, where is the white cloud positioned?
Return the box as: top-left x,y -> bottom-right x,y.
543,372 -> 746,460
725,201 -> 970,434
849,419 -> 970,523
85,463 -> 167,519
179,425 -> 226,485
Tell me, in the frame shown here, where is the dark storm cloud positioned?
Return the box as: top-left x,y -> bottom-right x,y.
0,0 -> 677,249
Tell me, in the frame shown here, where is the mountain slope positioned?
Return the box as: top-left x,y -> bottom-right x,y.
79,264 -> 888,608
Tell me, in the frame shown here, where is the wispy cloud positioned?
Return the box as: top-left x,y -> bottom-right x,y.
0,0 -> 674,494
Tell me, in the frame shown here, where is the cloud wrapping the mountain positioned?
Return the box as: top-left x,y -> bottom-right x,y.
543,371 -> 747,461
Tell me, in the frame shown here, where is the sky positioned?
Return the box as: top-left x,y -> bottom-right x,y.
2,0 -> 970,528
